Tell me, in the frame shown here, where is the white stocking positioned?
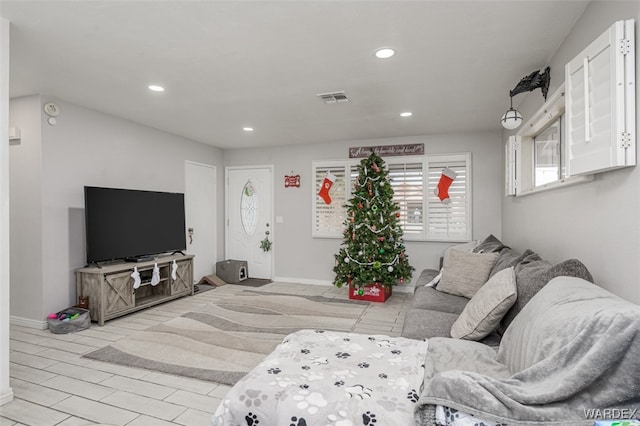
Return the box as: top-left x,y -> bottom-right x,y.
171,259 -> 178,280
131,266 -> 141,289
151,263 -> 160,286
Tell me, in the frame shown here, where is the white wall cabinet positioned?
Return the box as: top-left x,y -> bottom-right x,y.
565,19 -> 635,175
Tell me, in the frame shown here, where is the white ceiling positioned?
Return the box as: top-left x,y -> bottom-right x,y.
1,1 -> 589,149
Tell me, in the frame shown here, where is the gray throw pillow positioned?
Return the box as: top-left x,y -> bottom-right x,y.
497,251 -> 594,334
437,249 -> 499,299
472,234 -> 507,254
436,240 -> 480,276
443,241 -> 479,264
451,267 -> 517,340
489,247 -> 527,278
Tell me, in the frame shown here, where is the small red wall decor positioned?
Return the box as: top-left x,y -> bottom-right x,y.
284,174 -> 300,188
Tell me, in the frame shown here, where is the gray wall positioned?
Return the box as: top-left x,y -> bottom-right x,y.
502,1 -> 640,304
9,96 -> 44,322
224,131 -> 503,288
1,16 -> 13,405
9,97 -> 224,322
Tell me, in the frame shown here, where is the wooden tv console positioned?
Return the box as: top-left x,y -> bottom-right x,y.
75,254 -> 194,326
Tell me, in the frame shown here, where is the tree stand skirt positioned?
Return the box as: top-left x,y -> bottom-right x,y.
348,283 -> 392,302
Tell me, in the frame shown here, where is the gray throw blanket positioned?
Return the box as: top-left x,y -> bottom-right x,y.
415,276 -> 640,425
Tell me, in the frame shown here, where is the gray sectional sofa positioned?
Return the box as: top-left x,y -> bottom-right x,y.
414,275 -> 640,425
212,233 -> 640,425
401,234 -> 594,345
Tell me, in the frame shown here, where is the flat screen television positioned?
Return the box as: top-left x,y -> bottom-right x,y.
84,186 -> 186,263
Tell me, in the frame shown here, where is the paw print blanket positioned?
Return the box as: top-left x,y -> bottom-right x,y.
212,329 -> 429,426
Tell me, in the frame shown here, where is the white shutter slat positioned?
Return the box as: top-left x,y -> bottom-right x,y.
505,136 -> 517,196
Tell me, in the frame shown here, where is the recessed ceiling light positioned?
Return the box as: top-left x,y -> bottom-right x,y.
148,85 -> 165,92
400,112 -> 413,117
243,127 -> 254,132
375,48 -> 395,59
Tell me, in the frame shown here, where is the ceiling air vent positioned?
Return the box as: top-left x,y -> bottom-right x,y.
317,91 -> 350,104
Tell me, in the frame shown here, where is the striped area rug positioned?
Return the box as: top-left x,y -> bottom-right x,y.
83,292 -> 367,385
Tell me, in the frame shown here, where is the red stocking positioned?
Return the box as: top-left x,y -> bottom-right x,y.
434,167 -> 457,203
318,172 -> 336,204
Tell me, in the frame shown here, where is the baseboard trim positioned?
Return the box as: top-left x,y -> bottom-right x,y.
11,315 -> 48,330
0,388 -> 14,406
272,276 -> 332,286
389,284 -> 414,294
272,276 -> 415,294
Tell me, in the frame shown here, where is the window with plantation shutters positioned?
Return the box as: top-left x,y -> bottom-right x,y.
312,162 -> 348,237
312,153 -> 472,242
508,85 -> 593,197
349,164 -> 360,192
388,161 -> 424,237
426,154 -> 471,241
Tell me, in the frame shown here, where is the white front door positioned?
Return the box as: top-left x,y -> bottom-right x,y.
226,167 -> 273,279
185,161 -> 217,283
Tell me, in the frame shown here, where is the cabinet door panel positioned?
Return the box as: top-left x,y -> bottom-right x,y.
104,271 -> 135,313
171,261 -> 193,294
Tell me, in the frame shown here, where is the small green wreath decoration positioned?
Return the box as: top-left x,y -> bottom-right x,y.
260,236 -> 272,252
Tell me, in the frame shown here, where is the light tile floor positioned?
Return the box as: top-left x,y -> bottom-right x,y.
1,282 -> 413,426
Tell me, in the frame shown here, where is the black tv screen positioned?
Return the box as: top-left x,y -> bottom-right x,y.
84,186 -> 186,263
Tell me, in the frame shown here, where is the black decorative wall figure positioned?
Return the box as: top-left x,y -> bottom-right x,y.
510,66 -> 551,100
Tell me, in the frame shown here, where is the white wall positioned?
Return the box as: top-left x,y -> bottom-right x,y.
224,131 -> 503,288
1,17 -> 14,406
502,1 -> 640,304
9,96 -> 43,323
9,97 -> 225,323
